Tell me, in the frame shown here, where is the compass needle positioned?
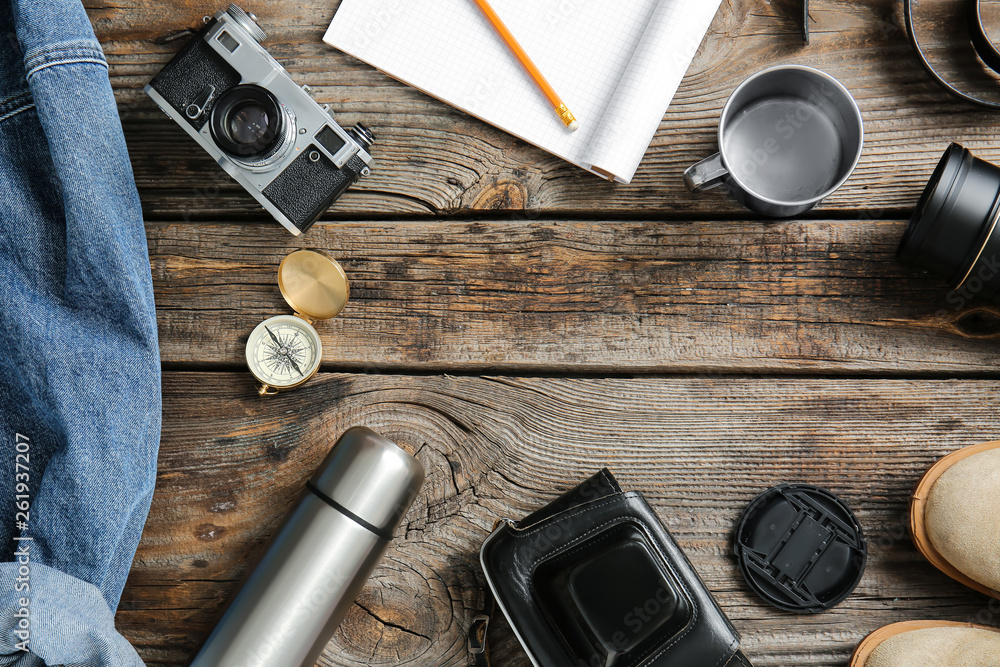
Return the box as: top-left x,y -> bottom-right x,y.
246,250 -> 348,394
248,316 -> 321,390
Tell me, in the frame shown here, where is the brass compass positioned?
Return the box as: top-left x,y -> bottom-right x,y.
246,249 -> 349,395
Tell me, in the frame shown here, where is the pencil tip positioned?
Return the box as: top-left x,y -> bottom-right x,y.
567,120 -> 579,132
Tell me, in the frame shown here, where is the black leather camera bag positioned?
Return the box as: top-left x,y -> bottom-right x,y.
475,469 -> 753,667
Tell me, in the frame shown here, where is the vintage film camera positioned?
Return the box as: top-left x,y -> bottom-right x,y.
145,4 -> 374,235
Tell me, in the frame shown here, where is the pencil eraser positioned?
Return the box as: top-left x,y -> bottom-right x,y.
568,120 -> 579,132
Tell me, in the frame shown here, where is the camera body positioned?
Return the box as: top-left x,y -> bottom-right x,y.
145,4 -> 374,235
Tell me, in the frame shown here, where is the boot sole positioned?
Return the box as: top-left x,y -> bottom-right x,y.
910,440 -> 1000,600
850,620 -> 1000,666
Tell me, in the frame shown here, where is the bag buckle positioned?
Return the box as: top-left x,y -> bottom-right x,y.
468,614 -> 490,653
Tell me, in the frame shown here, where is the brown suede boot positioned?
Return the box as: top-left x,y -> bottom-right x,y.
911,441 -> 1000,599
850,621 -> 1000,666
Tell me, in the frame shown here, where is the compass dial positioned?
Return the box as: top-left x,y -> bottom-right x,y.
246,314 -> 322,391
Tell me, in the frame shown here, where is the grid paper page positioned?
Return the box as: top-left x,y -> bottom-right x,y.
582,0 -> 723,181
324,0 -> 718,183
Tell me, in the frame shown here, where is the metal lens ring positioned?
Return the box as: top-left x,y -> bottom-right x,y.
210,85 -> 295,169
955,202 -> 1000,291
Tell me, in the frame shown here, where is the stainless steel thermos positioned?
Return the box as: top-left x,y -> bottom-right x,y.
190,426 -> 425,667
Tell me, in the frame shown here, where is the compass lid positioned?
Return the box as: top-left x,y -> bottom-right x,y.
277,249 -> 349,321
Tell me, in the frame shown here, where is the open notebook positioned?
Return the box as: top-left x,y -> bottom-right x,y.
323,0 -> 722,184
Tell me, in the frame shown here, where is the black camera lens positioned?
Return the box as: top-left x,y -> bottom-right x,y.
228,102 -> 270,145
210,85 -> 284,161
897,143 -> 1000,302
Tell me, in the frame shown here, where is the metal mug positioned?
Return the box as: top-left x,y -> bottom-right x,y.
684,65 -> 864,217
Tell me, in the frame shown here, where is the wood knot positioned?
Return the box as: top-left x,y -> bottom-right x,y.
950,307 -> 1000,338
471,178 -> 529,210
339,596 -> 434,661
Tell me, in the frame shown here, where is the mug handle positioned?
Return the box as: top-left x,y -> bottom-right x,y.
683,153 -> 728,193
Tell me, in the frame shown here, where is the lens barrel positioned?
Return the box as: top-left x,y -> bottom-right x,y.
898,143 -> 1000,302
210,85 -> 285,163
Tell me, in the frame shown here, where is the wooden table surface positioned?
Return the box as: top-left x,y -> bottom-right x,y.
87,0 -> 1000,665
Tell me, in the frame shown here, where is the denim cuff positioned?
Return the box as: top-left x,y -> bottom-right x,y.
23,39 -> 106,80
0,561 -> 142,666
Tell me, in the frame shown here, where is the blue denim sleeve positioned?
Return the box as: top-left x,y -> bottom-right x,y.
0,0 -> 160,664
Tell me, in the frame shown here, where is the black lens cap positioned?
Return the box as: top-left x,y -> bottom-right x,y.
734,484 -> 867,613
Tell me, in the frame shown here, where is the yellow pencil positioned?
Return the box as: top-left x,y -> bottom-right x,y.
470,0 -> 579,131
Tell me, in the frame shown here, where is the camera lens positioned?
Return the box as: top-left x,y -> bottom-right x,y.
210,85 -> 286,163
228,102 -> 270,145
897,143 -> 1000,303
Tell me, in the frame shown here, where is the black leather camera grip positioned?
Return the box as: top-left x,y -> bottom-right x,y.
479,469 -> 752,667
148,23 -> 241,129
262,152 -> 364,232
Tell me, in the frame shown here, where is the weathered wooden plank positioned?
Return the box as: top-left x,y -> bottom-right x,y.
118,372 -> 1000,665
84,0 -> 1000,219
148,218 -> 1000,373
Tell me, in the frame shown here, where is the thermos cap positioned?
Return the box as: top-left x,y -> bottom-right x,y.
310,427 -> 425,537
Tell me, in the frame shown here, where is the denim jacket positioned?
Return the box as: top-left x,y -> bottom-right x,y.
0,0 -> 159,664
